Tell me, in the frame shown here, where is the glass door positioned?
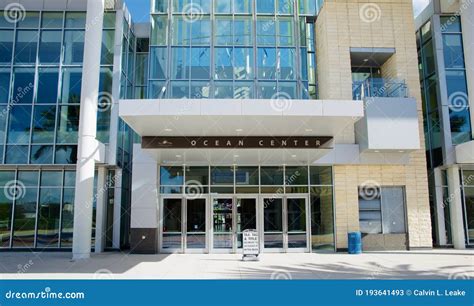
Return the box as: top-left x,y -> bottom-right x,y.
262,197 -> 284,252
286,196 -> 309,252
161,197 -> 183,253
212,197 -> 233,252
260,196 -> 309,253
185,198 -> 207,253
236,197 -> 258,252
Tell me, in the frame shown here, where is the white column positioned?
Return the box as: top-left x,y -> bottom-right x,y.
446,166 -> 466,249
94,167 -> 107,253
461,0 -> 474,139
72,0 -> 105,260
434,168 -> 447,246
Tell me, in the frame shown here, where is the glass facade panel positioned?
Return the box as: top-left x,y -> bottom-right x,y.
0,69 -> 11,104
15,30 -> 38,64
12,187 -> 38,247
56,106 -> 80,144
32,105 -> 56,143
39,30 -> 62,63
150,47 -> 167,79
37,68 -> 59,104
61,67 -> 82,104
65,12 -> 86,28
42,12 -> 64,28
12,68 -> 34,104
257,48 -> 276,79
257,0 -> 275,14
63,30 -> 85,65
101,30 -> 115,65
37,188 -> 61,248
0,30 -> 14,64
7,105 -> 31,144
443,34 -> 465,68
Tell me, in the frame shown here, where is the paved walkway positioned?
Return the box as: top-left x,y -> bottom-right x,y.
0,250 -> 472,280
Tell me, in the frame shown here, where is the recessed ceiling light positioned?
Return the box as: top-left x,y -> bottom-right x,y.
236,129 -> 243,132
305,129 -> 313,132
363,58 -> 369,62
374,150 -> 380,153
234,155 -> 239,158
291,155 -> 297,158
164,128 -> 173,132
398,150 -> 405,153
176,155 -> 182,158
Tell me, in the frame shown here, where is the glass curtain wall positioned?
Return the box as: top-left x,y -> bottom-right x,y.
440,16 -> 472,145
0,169 -> 75,249
149,0 -> 321,99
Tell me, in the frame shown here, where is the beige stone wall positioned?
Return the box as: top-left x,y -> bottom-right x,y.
317,0 -> 432,249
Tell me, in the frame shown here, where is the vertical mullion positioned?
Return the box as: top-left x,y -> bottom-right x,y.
58,169 -> 64,248
33,169 -> 41,248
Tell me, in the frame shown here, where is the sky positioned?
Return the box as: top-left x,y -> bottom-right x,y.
124,0 -> 431,23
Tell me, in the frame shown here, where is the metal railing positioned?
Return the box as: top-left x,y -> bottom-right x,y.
352,78 -> 409,100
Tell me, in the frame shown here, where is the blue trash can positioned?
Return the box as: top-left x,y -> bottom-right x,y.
348,232 -> 362,254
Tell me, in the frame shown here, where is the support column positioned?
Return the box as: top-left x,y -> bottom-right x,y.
461,0 -> 474,139
72,0 -> 105,260
446,166 -> 466,249
130,144 -> 159,254
94,167 -> 107,253
434,168 -> 447,246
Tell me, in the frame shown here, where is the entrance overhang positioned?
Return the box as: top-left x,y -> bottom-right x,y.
119,99 -> 363,137
120,99 -> 363,164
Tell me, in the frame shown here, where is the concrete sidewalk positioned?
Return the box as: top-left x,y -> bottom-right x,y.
0,250 -> 472,280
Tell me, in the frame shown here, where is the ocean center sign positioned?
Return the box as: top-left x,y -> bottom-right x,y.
142,136 -> 333,149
